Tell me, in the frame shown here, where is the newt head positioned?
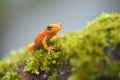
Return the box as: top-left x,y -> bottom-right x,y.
46,22 -> 62,34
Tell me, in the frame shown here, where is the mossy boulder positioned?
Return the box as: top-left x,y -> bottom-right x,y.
0,13 -> 120,80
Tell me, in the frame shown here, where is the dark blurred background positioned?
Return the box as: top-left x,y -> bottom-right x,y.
0,0 -> 120,59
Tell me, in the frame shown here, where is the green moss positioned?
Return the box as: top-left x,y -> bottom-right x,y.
63,13 -> 120,80
48,72 -> 58,80
1,71 -> 20,80
25,50 -> 64,74
0,48 -> 27,79
0,13 -> 120,80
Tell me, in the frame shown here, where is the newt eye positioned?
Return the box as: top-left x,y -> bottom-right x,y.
47,26 -> 52,30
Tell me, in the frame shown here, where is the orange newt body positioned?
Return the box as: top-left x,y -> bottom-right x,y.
28,23 -> 62,54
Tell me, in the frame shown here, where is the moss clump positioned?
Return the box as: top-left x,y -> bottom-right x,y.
63,13 -> 120,80
1,71 -> 20,80
0,13 -> 120,80
25,50 -> 65,74
0,48 -> 27,79
48,72 -> 58,80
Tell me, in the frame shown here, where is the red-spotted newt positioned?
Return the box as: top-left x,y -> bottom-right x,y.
28,23 -> 62,54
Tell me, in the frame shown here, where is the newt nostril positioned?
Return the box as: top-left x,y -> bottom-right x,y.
60,24 -> 62,27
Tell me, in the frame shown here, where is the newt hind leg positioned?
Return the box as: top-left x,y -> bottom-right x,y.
28,43 -> 35,54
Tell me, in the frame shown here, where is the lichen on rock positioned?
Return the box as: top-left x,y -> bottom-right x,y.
0,13 -> 120,80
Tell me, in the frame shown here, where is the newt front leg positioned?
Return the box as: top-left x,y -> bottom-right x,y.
56,33 -> 62,39
42,36 -> 55,54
